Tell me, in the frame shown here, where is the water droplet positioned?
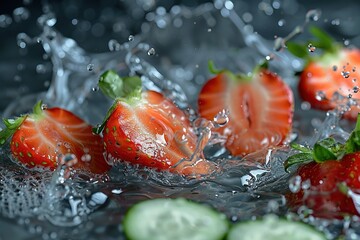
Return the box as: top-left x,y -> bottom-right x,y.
315,91 -> 326,101
207,28 -> 212,32
289,175 -> 302,193
300,101 -> 311,110
348,94 -> 353,98
308,43 -> 316,52
332,65 -> 338,71
41,104 -> 48,110
13,7 -> 30,22
344,39 -> 350,46
301,179 -> 311,190
147,47 -> 156,56
91,86 -> 99,92
108,39 -> 121,51
174,131 -> 188,144
277,19 -> 285,27
17,33 -> 32,49
81,153 -> 91,162
87,64 -> 94,71
274,37 -> 285,51
353,67 -> 356,72
305,9 -> 321,22
331,18 -> 340,26
353,78 -> 357,83
36,64 -> 46,74
353,86 -> 359,93
128,35 -> 134,41
213,109 -> 229,127
0,14 -> 13,28
111,189 -> 123,194
60,153 -> 78,167
341,71 -> 350,78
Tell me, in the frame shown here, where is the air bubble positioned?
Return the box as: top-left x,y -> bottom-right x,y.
87,64 -> 94,71
147,47 -> 156,56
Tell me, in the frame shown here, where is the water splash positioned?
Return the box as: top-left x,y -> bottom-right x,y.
1,0 -> 360,239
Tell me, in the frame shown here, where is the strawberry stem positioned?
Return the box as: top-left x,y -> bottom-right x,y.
98,70 -> 142,100
94,70 -> 142,135
286,115 -> 360,170
0,116 -> 26,145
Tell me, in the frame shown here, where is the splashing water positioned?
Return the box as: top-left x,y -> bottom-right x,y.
1,1 -> 360,239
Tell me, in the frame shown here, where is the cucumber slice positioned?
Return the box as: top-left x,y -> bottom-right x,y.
227,215 -> 326,240
123,198 -> 229,240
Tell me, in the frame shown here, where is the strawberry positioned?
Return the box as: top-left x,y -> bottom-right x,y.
0,101 -> 110,174
198,62 -> 294,156
285,115 -> 360,218
287,26 -> 360,120
94,70 -> 216,177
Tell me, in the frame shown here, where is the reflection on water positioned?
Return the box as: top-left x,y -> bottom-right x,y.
1,0 -> 360,239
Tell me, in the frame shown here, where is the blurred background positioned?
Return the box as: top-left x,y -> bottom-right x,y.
1,0 -> 360,115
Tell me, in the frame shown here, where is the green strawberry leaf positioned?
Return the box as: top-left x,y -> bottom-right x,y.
309,26 -> 335,52
286,41 -> 309,59
313,137 -> 344,162
284,152 -> 313,172
345,113 -> 360,153
98,70 -> 142,100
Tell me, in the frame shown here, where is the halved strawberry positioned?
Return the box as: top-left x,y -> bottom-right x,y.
0,101 -> 110,174
95,70 -> 216,177
287,26 -> 360,120
198,63 -> 294,156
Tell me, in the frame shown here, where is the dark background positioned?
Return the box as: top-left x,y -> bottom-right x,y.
1,0 -> 360,114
